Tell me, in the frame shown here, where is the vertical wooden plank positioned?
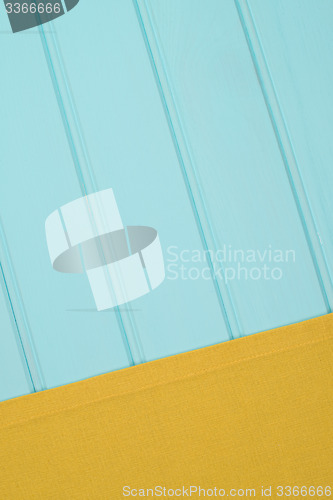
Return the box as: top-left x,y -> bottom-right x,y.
0,16 -> 131,392
0,0 -> 233,400
136,0 -> 328,335
41,0 -> 232,362
0,268 -> 32,401
247,0 -> 333,307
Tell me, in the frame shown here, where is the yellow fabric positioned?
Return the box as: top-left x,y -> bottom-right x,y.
0,315 -> 332,499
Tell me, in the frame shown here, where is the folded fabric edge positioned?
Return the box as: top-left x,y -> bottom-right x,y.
1,312 -> 333,429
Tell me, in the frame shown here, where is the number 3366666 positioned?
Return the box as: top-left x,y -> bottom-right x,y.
277,486 -> 331,497
5,3 -> 61,14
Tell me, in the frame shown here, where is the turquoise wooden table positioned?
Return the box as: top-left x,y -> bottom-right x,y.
1,0 -> 333,401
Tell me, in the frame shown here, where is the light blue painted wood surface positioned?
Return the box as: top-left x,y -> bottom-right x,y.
0,14 -> 131,391
137,0 -> 329,334
0,0 -> 332,401
0,269 -> 32,400
247,0 -> 333,302
50,0 -> 232,360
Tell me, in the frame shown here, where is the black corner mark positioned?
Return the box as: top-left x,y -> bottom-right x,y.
4,0 -> 81,33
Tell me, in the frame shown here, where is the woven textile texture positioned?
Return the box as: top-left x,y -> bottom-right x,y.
0,314 -> 332,499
